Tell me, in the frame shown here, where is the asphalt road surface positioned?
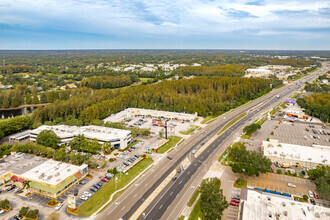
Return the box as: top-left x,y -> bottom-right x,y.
95,63 -> 329,220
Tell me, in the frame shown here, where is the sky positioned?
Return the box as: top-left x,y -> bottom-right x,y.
0,0 -> 329,50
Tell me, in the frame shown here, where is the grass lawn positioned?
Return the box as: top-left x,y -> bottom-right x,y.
187,188 -> 200,207
157,136 -> 183,153
240,134 -> 251,139
178,215 -> 185,220
180,125 -> 201,135
234,178 -> 247,188
217,112 -> 247,135
75,157 -> 154,217
256,118 -> 267,126
294,196 -> 308,203
189,198 -> 205,220
139,77 -> 153,83
201,116 -> 215,124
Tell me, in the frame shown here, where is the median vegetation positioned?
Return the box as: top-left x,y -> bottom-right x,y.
217,112 -> 247,135
76,157 -> 154,217
157,136 -> 183,153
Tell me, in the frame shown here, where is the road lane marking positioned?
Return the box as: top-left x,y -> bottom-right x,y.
170,192 -> 173,196
159,204 -> 163,210
121,206 -> 126,210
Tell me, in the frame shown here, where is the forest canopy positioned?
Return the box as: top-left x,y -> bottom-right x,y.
297,93 -> 330,122
32,76 -> 271,124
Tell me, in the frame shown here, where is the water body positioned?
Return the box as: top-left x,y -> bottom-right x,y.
0,107 -> 36,119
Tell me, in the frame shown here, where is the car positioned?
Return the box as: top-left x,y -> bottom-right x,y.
74,189 -> 79,196
80,195 -> 89,201
0,209 -> 4,214
304,136 -> 307,140
177,168 -> 181,173
231,198 -> 240,203
90,186 -> 98,192
101,178 -> 109,182
310,198 -> 316,205
232,195 -> 240,200
287,183 -> 296,188
326,138 -> 329,143
79,180 -> 86,185
201,130 -> 205,134
306,128 -> 309,131
55,202 -> 63,211
127,149 -> 132,152
134,155 -> 139,158
192,149 -> 196,154
201,142 -> 204,146
7,185 -> 16,191
172,176 -> 177,181
96,183 -> 103,188
314,192 -> 319,199
83,191 -> 92,197
167,156 -> 173,160
230,202 -> 239,206
309,191 -> 314,198
14,188 -> 22,193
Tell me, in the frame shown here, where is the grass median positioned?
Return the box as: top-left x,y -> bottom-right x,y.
157,136 -> 183,153
180,125 -> 201,135
75,157 -> 154,217
189,198 -> 205,220
217,112 -> 247,135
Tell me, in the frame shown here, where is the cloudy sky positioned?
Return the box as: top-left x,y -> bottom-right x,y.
0,0 -> 329,49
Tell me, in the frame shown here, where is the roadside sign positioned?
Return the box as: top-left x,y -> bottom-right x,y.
68,195 -> 76,209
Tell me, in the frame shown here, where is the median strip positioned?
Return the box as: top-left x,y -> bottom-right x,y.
129,169 -> 177,220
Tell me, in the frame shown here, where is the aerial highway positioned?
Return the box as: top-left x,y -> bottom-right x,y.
95,63 -> 329,220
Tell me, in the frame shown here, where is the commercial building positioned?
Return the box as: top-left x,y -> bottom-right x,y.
104,108 -> 198,123
239,188 -> 330,220
11,125 -> 132,150
0,154 -> 88,198
245,68 -> 272,78
262,139 -> 330,168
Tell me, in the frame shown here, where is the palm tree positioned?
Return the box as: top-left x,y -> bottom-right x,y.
22,180 -> 31,189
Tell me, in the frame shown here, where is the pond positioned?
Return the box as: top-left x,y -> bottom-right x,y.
0,107 -> 36,119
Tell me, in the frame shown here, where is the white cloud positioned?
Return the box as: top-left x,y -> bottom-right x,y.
0,0 -> 329,38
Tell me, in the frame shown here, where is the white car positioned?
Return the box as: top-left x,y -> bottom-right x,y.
0,209 -> 4,214
80,195 -> 89,201
192,149 -> 196,154
287,183 -> 296,188
309,191 -> 314,198
55,202 -> 63,211
83,191 -> 92,197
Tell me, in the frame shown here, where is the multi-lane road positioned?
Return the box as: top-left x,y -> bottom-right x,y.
95,63 -> 329,220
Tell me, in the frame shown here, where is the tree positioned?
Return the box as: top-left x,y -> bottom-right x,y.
200,178 -> 229,219
0,130 -> 4,140
69,135 -> 101,154
0,199 -> 10,210
22,180 -> 31,189
307,165 -> 330,200
36,130 -> 60,149
53,148 -> 68,161
243,123 -> 261,135
26,209 -> 39,219
40,92 -> 48,103
19,207 -> 30,216
228,142 -> 272,177
26,93 -> 33,104
32,91 -> 39,104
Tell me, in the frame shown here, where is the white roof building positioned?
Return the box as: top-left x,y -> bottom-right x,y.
262,139 -> 330,168
104,108 -> 198,123
239,188 -> 330,220
25,125 -> 132,149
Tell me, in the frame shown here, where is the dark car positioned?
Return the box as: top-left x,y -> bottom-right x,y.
74,189 -> 79,196
310,199 -> 316,205
177,168 -> 181,173
167,156 -> 173,160
79,180 -> 86,185
172,176 -> 177,181
90,186 -> 98,192
7,185 -> 16,191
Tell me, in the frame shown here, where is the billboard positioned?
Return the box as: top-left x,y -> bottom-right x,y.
152,119 -> 166,127
68,195 -> 76,209
285,99 -> 296,104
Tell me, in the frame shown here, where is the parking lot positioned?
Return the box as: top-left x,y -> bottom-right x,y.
226,189 -> 241,220
246,172 -> 328,207
123,115 -> 204,137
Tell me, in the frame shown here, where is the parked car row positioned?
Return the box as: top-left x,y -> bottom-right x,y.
117,155 -> 140,171
80,191 -> 92,201
230,195 -> 240,206
90,182 -> 103,192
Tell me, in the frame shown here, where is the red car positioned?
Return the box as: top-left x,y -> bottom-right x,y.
230,202 -> 239,206
127,149 -> 132,152
231,199 -> 240,203
314,192 -> 319,199
101,178 -> 109,182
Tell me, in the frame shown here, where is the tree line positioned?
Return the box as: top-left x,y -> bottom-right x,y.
297,93 -> 330,122
32,76 -> 271,124
80,74 -> 139,89
173,64 -> 246,77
